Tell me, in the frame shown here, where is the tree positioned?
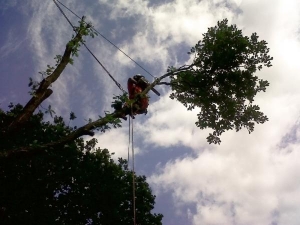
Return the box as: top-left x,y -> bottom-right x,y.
1,19 -> 272,157
169,19 -> 273,144
0,105 -> 163,225
0,17 -> 272,224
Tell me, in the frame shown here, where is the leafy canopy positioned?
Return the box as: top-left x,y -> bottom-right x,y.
170,19 -> 273,144
0,105 -> 162,225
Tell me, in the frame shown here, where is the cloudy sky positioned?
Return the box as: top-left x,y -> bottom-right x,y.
1,0 -> 300,224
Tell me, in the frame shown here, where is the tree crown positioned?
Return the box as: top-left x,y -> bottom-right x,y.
170,19 -> 273,144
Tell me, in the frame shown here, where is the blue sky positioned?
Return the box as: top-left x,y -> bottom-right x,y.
1,0 -> 300,224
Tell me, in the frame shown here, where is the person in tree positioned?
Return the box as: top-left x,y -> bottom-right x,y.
127,74 -> 160,118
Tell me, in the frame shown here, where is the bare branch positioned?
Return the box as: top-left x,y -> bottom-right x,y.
157,82 -> 171,85
142,65 -> 193,95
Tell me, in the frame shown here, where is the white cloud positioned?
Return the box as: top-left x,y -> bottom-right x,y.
135,92 -> 210,150
149,138 -> 300,224
98,0 -> 149,20
91,126 -> 141,161
149,0 -> 234,46
0,30 -> 25,60
97,0 -> 240,76
144,0 -> 300,224
193,204 -> 232,225
0,0 -> 17,13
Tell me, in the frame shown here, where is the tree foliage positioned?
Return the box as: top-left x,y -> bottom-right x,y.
169,19 -> 273,144
0,105 -> 162,225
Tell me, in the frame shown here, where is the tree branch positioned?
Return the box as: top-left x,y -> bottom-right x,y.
4,108 -> 127,157
142,65 -> 193,95
157,82 -> 171,85
7,19 -> 88,133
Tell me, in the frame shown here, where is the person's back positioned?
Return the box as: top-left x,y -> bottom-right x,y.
127,76 -> 149,116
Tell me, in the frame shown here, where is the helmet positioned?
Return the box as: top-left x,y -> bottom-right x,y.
133,74 -> 144,81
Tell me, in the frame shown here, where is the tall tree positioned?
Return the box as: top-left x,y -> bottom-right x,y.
0,17 -> 272,224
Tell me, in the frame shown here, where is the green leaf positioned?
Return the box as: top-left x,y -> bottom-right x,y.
69,112 -> 76,120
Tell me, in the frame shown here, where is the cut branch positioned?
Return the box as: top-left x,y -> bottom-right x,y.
157,82 -> 171,85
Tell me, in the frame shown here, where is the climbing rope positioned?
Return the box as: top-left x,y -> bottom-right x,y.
82,42 -> 126,93
53,0 -> 75,30
131,117 -> 136,225
128,116 -> 131,164
53,0 -> 126,93
55,0 -> 155,79
128,106 -> 137,225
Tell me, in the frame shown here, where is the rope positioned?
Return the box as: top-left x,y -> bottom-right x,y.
53,0 -> 75,30
53,0 -> 126,93
131,109 -> 136,225
56,0 -> 155,79
82,43 -> 126,93
128,116 -> 130,164
128,106 -> 136,225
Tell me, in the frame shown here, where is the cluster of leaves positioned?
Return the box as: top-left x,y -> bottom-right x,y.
170,19 -> 273,144
0,104 -> 163,225
97,111 -> 122,132
111,93 -> 128,111
68,18 -> 98,65
0,104 -> 75,154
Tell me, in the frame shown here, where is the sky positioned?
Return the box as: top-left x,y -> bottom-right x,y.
1,0 -> 300,224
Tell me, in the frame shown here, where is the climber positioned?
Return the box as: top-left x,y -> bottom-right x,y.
127,74 -> 160,118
